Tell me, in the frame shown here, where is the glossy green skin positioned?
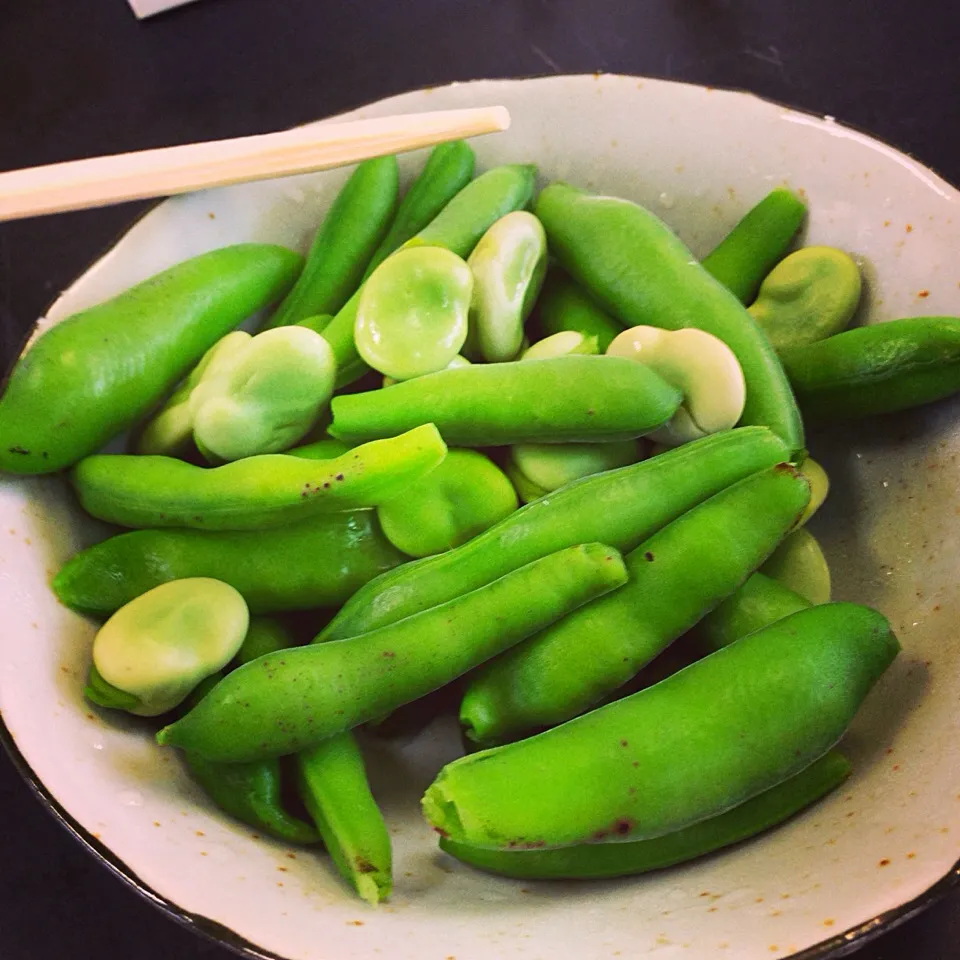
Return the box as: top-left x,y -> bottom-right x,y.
297,731 -> 392,904
69,424 -> 446,530
461,464 -> 811,746
286,438 -> 352,460
440,749 -> 849,879
186,753 -> 320,845
781,316 -> 960,420
320,427 -> 790,643
748,246 -> 862,352
535,183 -> 804,456
320,164 -> 538,387
701,188 -> 807,304
695,572 -> 809,652
0,245 -> 303,475
423,602 -> 899,849
361,140 -> 476,280
378,449 -> 518,558
329,356 -> 682,445
52,510 -> 404,616
263,157 -> 398,329
233,616 -> 298,666
296,314 -> 334,336
157,543 -> 628,762
533,269 -> 623,352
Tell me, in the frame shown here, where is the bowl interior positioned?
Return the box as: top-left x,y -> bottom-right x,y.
1,74 -> 959,960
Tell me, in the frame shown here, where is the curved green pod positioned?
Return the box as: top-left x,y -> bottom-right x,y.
329,356 -> 682,446
535,183 -> 804,455
297,732 -> 392,905
781,316 -> 960,420
701,188 -> 807,304
69,424 -> 447,530
748,246 -> 862,352
440,749 -> 849,879
362,140 -> 476,279
320,164 -> 538,387
532,268 -> 623,352
695,572 -> 809,653
0,244 -> 303,475
156,543 -> 628,762
320,426 -> 790,643
461,463 -> 811,746
423,602 -> 898,849
186,753 -> 321,845
52,510 -> 405,617
263,156 -> 399,329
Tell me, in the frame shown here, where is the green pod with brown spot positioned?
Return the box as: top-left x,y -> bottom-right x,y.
423,602 -> 899,849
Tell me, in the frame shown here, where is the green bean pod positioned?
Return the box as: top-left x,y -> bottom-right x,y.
423,602 -> 898,849
233,616 -> 299,666
156,543 -> 628,762
440,749 -> 849,879
329,356 -> 682,445
0,245 -> 303,475
781,316 -> 960,420
263,156 -> 399,329
694,572 -> 809,652
320,426 -> 790,642
532,268 -> 624,352
701,188 -> 807,303
69,424 -> 446,530
461,463 -> 810,746
296,732 -> 392,905
320,164 -> 538,387
52,510 -> 404,616
362,140 -> 476,279
186,752 -> 320,845
535,183 -> 804,455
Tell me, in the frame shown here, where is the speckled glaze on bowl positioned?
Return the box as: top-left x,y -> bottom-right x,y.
1,75 -> 958,960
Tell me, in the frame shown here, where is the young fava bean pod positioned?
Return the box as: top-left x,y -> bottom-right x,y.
532,268 -> 624,352
748,246 -> 862,352
52,509 -> 405,617
780,316 -> 960,420
440,749 -> 849,879
87,578 -> 249,717
354,246 -> 473,381
329,356 -> 682,446
424,602 -> 899,849
461,463 -> 811,746
606,326 -> 746,447
70,424 -> 446,531
701,188 -> 807,304
362,140 -> 476,280
535,183 -> 804,455
296,732 -> 392,905
0,244 -> 303,475
156,543 -> 628,763
377,449 -> 518,558
695,572 -> 810,653
142,327 -> 336,461
761,528 -> 831,605
466,211 -> 548,362
320,426 -> 790,643
263,156 -> 399,329
321,164 -> 537,387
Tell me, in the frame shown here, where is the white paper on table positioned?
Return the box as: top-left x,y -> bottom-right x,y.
128,0 -> 202,18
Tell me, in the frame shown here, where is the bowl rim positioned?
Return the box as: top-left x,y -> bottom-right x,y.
3,71 -> 958,960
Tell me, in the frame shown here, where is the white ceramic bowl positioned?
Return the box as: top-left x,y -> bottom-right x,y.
1,74 -> 959,960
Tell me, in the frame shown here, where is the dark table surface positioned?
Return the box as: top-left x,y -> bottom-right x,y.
2,1 -> 960,957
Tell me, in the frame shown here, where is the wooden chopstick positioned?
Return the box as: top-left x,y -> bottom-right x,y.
0,106 -> 511,222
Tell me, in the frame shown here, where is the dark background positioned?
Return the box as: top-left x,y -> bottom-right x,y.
2,1 -> 959,957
